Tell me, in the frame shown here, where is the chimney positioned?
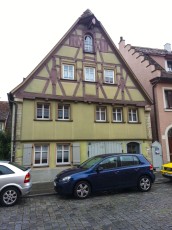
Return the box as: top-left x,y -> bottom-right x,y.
164,43 -> 171,52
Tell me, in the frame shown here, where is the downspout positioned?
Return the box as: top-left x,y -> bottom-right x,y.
152,78 -> 160,142
8,93 -> 18,162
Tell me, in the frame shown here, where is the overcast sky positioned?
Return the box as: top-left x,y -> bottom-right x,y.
1,0 -> 172,101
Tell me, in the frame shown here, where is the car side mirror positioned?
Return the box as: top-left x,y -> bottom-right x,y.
96,166 -> 104,172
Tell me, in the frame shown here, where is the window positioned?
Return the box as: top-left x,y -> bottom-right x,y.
99,156 -> 118,169
167,61 -> 172,72
56,144 -> 70,164
104,69 -> 114,84
37,103 -> 50,119
164,90 -> 172,109
84,67 -> 95,82
63,64 -> 74,80
84,35 -> 93,53
96,106 -> 106,122
34,145 -> 49,166
113,108 -> 122,122
0,165 -> 14,175
119,155 -> 140,167
128,108 -> 138,122
58,104 -> 70,120
0,122 -> 3,131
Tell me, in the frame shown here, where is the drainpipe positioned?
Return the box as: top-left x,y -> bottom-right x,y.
152,78 -> 160,142
8,93 -> 17,162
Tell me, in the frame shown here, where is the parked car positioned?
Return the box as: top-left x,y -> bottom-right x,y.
161,162 -> 172,180
54,153 -> 155,199
0,161 -> 32,206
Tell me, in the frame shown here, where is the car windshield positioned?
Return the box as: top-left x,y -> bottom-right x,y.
9,162 -> 29,171
79,156 -> 103,169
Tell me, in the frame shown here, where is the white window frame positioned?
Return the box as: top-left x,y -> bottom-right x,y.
56,144 -> 70,165
104,69 -> 114,84
84,35 -> 93,53
34,145 -> 49,166
96,106 -> 106,122
36,103 -> 50,120
84,67 -> 95,82
163,87 -> 172,111
63,64 -> 74,80
113,108 -> 122,122
128,108 -> 138,123
58,104 -> 70,120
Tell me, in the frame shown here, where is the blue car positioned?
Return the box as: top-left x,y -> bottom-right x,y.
54,153 -> 155,199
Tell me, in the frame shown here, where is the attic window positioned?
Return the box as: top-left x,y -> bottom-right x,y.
84,35 -> 93,53
167,61 -> 172,72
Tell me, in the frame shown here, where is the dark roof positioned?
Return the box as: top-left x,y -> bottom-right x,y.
131,46 -> 172,56
130,45 -> 172,71
0,101 -> 10,121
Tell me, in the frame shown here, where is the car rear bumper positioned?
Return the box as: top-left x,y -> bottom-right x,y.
20,182 -> 32,196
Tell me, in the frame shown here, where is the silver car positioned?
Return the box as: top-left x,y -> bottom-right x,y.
0,161 -> 32,206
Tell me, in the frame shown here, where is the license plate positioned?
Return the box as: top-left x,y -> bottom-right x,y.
54,181 -> 56,186
164,173 -> 172,177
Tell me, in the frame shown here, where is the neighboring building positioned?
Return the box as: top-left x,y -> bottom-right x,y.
0,101 -> 11,133
8,10 -> 152,177
119,37 -> 172,167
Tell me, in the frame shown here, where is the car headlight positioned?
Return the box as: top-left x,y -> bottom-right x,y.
61,176 -> 71,183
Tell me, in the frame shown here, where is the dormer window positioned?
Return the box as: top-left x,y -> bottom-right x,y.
84,35 -> 93,53
167,61 -> 172,72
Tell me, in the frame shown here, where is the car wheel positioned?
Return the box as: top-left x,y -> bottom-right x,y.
138,176 -> 152,192
74,181 -> 91,199
0,187 -> 20,207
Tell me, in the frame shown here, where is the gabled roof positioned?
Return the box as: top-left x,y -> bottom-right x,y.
9,9 -> 152,104
0,101 -> 9,121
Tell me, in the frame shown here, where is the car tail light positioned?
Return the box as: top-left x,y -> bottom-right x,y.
150,164 -> 153,171
24,172 -> 30,183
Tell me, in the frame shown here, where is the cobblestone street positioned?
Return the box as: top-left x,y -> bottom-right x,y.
0,182 -> 172,230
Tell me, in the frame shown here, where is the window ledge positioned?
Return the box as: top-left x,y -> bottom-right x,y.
33,165 -> 49,168
56,119 -> 73,122
164,108 -> 172,112
111,121 -> 126,124
95,121 -> 109,123
128,122 -> 141,124
34,119 -> 53,121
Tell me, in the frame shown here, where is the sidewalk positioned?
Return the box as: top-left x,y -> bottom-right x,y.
28,171 -> 169,197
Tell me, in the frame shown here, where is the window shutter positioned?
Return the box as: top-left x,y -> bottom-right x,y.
23,144 -> 32,166
72,143 -> 80,165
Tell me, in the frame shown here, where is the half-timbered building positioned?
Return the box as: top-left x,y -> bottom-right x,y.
9,10 -> 152,179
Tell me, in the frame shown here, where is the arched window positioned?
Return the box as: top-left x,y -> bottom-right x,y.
84,35 -> 93,53
127,142 -> 140,154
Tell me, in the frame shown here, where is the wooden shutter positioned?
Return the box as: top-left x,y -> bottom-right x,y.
72,143 -> 80,165
23,144 -> 32,166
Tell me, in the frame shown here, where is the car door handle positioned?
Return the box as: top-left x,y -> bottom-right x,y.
135,168 -> 139,171
114,171 -> 119,174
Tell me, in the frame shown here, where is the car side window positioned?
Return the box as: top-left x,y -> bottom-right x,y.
119,155 -> 140,167
99,156 -> 118,169
0,165 -> 14,175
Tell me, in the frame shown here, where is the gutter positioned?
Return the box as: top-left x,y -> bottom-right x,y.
151,77 -> 161,142
8,93 -> 17,162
